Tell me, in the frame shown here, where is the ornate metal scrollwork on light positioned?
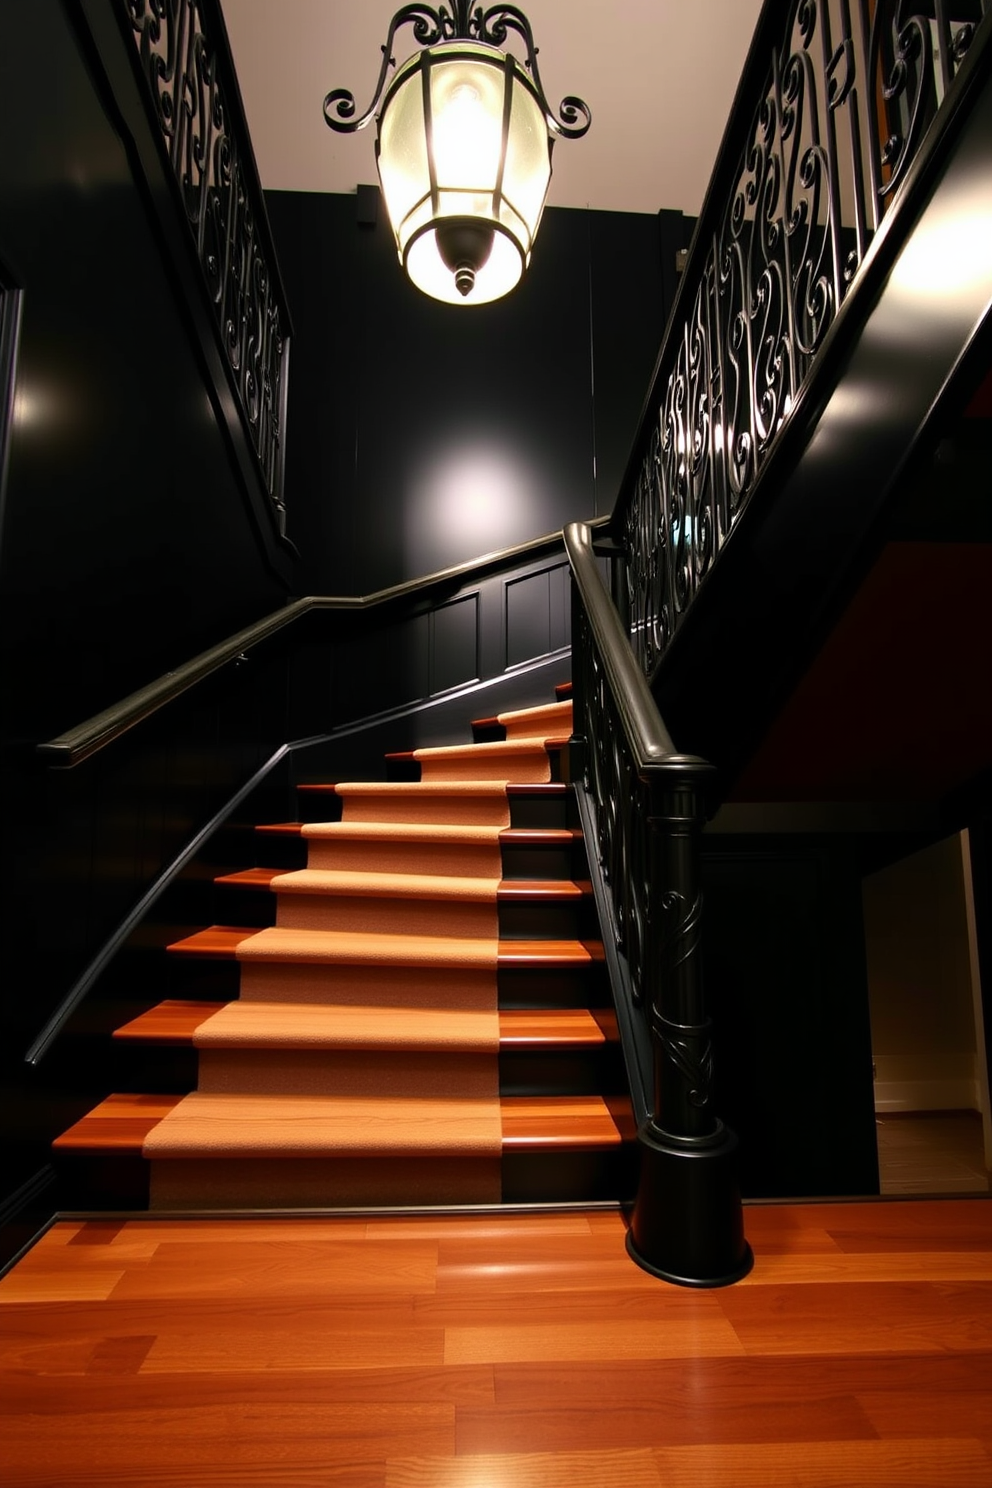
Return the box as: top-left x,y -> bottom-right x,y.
323,2 -> 590,305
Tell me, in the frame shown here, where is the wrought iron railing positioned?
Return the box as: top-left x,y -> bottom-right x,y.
122,0 -> 290,529
565,521 -> 751,1287
617,0 -> 989,676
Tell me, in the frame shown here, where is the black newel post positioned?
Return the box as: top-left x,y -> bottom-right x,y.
625,760 -> 752,1286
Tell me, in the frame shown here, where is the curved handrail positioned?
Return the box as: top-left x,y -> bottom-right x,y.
37,523 -> 602,768
564,522 -> 689,769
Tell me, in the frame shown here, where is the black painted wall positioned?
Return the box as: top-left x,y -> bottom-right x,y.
0,1 -> 294,1232
0,3 -> 291,746
266,190 -> 681,595
702,835 -> 880,1198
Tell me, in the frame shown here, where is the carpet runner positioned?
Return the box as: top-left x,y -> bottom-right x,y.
139,700 -> 574,1207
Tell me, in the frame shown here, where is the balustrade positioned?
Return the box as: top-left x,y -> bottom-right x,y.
618,0 -> 988,676
123,0 -> 289,528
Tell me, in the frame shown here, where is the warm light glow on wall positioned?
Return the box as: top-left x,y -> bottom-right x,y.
404,440 -> 536,570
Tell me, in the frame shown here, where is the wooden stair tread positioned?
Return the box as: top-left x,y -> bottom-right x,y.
215,869 -> 589,902
113,1001 -> 228,1042
498,701 -> 572,735
258,824 -> 579,844
499,939 -> 604,966
224,868 -> 502,900
302,821 -> 503,843
53,1093 -> 184,1151
498,880 -> 591,900
114,1001 -> 617,1049
167,927 -> 258,956
216,867 -> 281,888
54,1092 -> 630,1155
414,739 -> 561,761
168,926 -> 603,966
499,1008 -> 618,1046
500,828 -> 582,844
334,780 -> 512,796
501,1096 -> 632,1148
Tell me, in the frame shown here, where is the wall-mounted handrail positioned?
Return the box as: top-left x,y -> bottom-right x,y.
37,523 -> 603,769
564,520 -> 750,1287
610,0 -> 992,681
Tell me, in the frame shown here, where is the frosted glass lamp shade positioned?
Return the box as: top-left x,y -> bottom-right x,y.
376,42 -> 553,305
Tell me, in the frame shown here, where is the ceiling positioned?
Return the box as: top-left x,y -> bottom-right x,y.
220,0 -> 764,216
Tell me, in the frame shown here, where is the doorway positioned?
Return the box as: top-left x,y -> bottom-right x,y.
863,831 -> 991,1195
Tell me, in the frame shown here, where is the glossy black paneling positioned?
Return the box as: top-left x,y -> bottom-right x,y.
506,563 -> 570,669
266,191 -> 672,596
702,836 -> 880,1198
0,3 -> 294,1219
431,594 -> 479,695
0,6 -> 290,744
286,551 -> 573,746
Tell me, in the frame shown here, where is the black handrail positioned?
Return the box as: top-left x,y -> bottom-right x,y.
564,523 -> 678,764
564,521 -> 750,1287
37,523 -> 603,768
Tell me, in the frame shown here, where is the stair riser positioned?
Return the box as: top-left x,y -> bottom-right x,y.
57,1143 -> 635,1211
114,1043 -> 623,1101
304,841 -> 502,877
508,791 -> 577,830
498,965 -> 610,1010
167,952 -> 609,1013
503,1147 -> 638,1204
274,896 -> 498,939
499,1047 -> 626,1097
498,898 -> 596,941
500,842 -> 587,880
220,896 -> 595,941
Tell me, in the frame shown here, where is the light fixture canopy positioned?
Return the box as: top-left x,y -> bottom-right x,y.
324,3 -> 590,306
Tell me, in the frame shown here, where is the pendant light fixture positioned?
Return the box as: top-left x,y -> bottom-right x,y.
323,2 -> 591,306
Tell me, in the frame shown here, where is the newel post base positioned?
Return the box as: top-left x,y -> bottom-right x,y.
626,1120 -> 753,1287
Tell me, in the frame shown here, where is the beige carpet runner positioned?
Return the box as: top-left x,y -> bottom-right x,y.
142,701 -> 571,1209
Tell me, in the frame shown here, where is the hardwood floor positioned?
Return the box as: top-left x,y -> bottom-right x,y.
876,1111 -> 991,1196
1,1200 -> 990,1486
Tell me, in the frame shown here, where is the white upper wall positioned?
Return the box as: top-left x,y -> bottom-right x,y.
221,0 -> 764,215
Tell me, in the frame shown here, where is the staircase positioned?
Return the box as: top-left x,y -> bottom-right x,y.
54,689 -> 636,1211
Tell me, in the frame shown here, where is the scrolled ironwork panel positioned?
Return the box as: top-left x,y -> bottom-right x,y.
574,606 -> 652,1004
124,0 -> 287,523
617,0 -> 985,681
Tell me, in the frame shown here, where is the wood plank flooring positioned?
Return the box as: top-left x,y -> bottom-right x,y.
1,1199 -> 990,1487
876,1112 -> 991,1196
